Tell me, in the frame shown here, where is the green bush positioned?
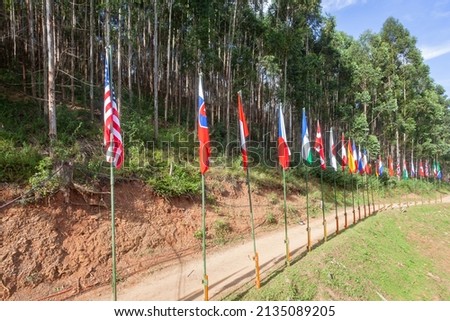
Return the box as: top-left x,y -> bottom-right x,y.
0,139 -> 42,183
147,163 -> 200,197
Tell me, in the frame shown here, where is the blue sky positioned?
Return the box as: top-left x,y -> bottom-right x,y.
321,0 -> 450,97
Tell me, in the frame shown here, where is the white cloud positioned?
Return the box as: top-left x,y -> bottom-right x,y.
420,42 -> 450,60
321,0 -> 366,12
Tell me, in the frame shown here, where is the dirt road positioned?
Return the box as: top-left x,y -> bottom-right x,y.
75,196 -> 447,301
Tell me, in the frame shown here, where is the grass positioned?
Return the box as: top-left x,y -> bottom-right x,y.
224,203 -> 450,301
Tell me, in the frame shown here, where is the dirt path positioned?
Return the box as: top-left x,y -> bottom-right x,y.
74,195 -> 450,301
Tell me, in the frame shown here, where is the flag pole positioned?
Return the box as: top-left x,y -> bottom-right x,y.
305,167 -> 312,251
201,173 -> 208,301
351,176 -> 356,225
356,176 -> 361,221
334,175 -> 339,234
246,167 -> 260,288
109,130 -> 117,301
343,171 -> 348,229
362,173 -> 367,218
282,168 -> 290,265
320,170 -> 327,241
107,45 -> 118,302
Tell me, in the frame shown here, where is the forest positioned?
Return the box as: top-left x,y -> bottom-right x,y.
1,0 -> 449,191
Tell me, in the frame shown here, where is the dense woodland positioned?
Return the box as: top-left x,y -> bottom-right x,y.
1,0 -> 449,188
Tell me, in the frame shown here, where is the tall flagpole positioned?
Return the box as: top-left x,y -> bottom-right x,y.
282,168 -> 290,265
201,173 -> 208,301
107,45 -> 117,302
305,168 -> 311,251
334,176 -> 339,234
320,170 -> 327,241
246,167 -> 260,288
343,173 -> 348,229
110,133 -> 117,301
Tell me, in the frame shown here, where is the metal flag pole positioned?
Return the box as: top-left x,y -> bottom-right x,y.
306,167 -> 312,252
107,45 -> 117,302
201,173 -> 208,301
282,168 -> 290,265
320,170 -> 327,242
334,175 -> 339,234
246,167 -> 261,288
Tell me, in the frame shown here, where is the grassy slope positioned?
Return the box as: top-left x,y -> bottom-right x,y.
225,203 -> 450,301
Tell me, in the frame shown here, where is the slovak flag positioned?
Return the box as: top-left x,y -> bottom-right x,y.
278,106 -> 291,169
237,91 -> 249,170
314,120 -> 326,170
198,76 -> 211,174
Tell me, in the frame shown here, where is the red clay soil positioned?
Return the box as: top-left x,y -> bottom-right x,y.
0,178 -> 302,301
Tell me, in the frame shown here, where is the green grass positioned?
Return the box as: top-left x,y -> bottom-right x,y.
224,203 -> 450,301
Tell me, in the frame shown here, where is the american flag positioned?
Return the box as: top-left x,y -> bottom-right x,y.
104,52 -> 124,169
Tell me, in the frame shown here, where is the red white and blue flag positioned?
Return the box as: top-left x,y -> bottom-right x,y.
278,106 -> 290,169
103,52 -> 124,169
198,76 -> 211,174
237,92 -> 249,170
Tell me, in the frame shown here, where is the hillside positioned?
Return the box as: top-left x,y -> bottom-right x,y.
0,175 -> 306,301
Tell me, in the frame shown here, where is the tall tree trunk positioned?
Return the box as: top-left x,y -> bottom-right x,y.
117,5 -> 122,114
153,0 -> 159,140
89,0 -> 94,121
71,0 -> 76,107
164,0 -> 173,122
127,3 -> 133,108
26,0 -> 37,99
46,0 -> 57,147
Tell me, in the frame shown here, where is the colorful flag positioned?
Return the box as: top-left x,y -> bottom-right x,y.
329,127 -> 338,171
437,162 -> 442,180
352,140 -> 358,173
278,106 -> 291,169
419,159 -> 424,178
387,156 -> 393,177
402,158 -> 409,179
314,120 -> 326,170
341,133 -> 347,171
301,108 -> 313,164
396,160 -> 401,178
104,52 -> 124,169
357,146 -> 364,174
237,92 -> 249,170
433,160 -> 438,178
198,76 -> 211,174
362,149 -> 369,174
410,154 -> 416,178
347,139 -> 356,173
377,155 -> 384,176
425,160 -> 430,177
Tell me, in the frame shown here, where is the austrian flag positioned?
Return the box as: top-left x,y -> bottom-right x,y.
103,52 -> 124,169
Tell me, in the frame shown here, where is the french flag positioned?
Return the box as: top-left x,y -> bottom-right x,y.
278,106 -> 291,170
198,76 -> 210,174
237,91 -> 249,170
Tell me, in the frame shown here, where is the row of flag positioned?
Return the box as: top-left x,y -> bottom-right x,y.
103,65 -> 444,184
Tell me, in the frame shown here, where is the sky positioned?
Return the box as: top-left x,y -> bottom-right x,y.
321,0 -> 450,97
